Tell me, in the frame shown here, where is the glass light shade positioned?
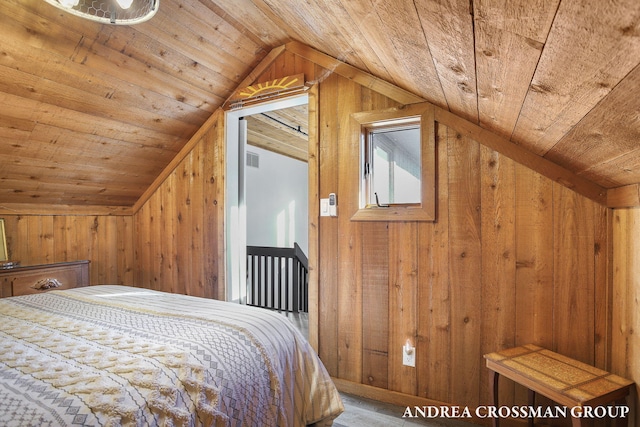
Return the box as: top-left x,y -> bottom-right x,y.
43,0 -> 158,25
116,0 -> 134,9
59,0 -> 80,7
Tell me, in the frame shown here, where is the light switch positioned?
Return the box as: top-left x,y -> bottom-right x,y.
320,198 -> 330,216
321,194 -> 337,217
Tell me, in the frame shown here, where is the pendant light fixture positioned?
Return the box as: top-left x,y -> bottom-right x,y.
43,0 -> 158,25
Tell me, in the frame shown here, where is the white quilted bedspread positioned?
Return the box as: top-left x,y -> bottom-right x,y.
0,285 -> 343,426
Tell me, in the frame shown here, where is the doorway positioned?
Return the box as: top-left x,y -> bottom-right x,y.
244,106 -> 309,257
224,94 -> 309,308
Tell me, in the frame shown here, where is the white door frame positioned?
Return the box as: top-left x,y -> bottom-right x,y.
224,94 -> 309,303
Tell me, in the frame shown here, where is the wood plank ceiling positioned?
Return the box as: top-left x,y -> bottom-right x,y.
245,105 -> 309,162
0,0 -> 638,208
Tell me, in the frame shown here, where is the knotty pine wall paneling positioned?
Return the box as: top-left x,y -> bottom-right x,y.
361,221 -> 389,389
335,75 -> 363,384
512,166 -> 555,409
359,89 -> 397,391
305,66 -> 610,415
612,208 -> 640,427
133,114 -> 223,299
593,200 -> 612,370
317,70 -> 341,376
479,146 -> 517,409
446,128 -> 483,408
553,186 -> 596,359
416,122 -> 452,403
388,222 -> 419,396
1,214 -> 134,286
513,167 -> 554,348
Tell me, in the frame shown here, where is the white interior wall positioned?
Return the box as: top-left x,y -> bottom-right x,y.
245,145 -> 309,256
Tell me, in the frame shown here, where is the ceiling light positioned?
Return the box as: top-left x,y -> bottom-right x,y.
43,0 -> 158,25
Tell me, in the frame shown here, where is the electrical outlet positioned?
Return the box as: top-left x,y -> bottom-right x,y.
403,344 -> 416,367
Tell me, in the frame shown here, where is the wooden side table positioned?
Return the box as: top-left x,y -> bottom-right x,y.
484,344 -> 633,427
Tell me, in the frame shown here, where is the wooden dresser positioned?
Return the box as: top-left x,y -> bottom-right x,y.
0,260 -> 90,298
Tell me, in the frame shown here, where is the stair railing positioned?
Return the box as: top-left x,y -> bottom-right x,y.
246,242 -> 308,312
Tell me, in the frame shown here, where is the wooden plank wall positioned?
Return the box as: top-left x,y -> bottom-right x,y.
130,52 -> 318,301
132,113 -> 224,299
0,214 -> 134,285
612,208 -> 640,427
250,52 -> 612,412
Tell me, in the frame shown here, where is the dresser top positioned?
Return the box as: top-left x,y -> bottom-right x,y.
0,260 -> 90,272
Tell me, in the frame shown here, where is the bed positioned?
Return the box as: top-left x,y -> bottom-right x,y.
0,285 -> 344,426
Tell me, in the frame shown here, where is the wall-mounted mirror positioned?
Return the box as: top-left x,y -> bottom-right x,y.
351,102 -> 436,222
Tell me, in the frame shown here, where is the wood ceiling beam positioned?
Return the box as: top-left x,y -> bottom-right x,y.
285,41 -> 425,105
0,203 -> 132,216
434,108 -> 609,206
132,109 -> 223,214
221,45 -> 287,109
607,185 -> 640,208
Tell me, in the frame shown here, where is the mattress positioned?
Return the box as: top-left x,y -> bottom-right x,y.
0,285 -> 343,426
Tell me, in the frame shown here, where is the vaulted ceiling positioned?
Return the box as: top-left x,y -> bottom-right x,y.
0,0 -> 639,210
